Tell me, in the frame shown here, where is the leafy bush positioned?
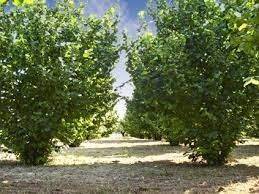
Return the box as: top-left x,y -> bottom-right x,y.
122,98 -> 162,140
59,116 -> 101,147
125,0 -> 258,165
0,1 -> 119,165
99,110 -> 119,137
230,0 -> 259,137
122,91 -> 180,143
59,110 -> 118,147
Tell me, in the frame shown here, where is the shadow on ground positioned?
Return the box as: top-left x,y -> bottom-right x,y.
67,144 -> 183,158
0,160 -> 258,193
0,137 -> 258,193
233,144 -> 259,159
89,139 -> 153,144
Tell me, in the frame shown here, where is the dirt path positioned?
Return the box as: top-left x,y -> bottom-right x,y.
0,135 -> 259,193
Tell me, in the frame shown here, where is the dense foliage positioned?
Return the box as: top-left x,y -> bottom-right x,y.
233,0 -> 259,136
0,0 -> 33,6
0,1 -> 119,165
59,110 -> 118,147
124,0 -> 258,165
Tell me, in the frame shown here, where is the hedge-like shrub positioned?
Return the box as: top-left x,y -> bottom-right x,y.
0,1 -> 119,165
125,0 -> 258,165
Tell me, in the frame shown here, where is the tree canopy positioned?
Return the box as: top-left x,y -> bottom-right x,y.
124,0 -> 258,165
0,0 -> 119,165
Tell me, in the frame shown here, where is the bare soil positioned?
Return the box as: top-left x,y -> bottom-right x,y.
0,135 -> 259,194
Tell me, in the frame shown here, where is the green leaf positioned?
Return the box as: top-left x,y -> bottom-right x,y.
244,77 -> 259,87
238,23 -> 248,31
24,0 -> 34,4
83,48 -> 93,59
138,10 -> 146,19
13,0 -> 24,6
0,0 -> 8,4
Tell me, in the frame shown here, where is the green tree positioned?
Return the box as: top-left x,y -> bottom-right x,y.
59,109 -> 119,147
227,0 -> 259,136
126,0 -> 258,165
0,0 -> 119,165
0,0 -> 33,6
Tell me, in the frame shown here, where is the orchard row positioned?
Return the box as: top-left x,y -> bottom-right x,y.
0,0 -> 258,165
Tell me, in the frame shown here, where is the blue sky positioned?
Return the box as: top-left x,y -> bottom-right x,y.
84,0 -> 150,118
121,0 -> 147,18
47,0 -> 149,118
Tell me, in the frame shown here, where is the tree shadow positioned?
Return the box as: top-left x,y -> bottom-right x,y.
80,139 -> 259,159
0,160 -> 258,193
89,139 -> 155,144
67,144 -> 184,158
232,144 -> 259,159
0,160 -> 20,166
0,138 -> 259,193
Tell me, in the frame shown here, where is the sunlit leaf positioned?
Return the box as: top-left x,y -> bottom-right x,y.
13,0 -> 24,6
24,0 -> 34,4
238,23 -> 248,31
138,10 -> 145,19
0,0 -> 8,5
244,78 -> 259,87
83,48 -> 93,59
